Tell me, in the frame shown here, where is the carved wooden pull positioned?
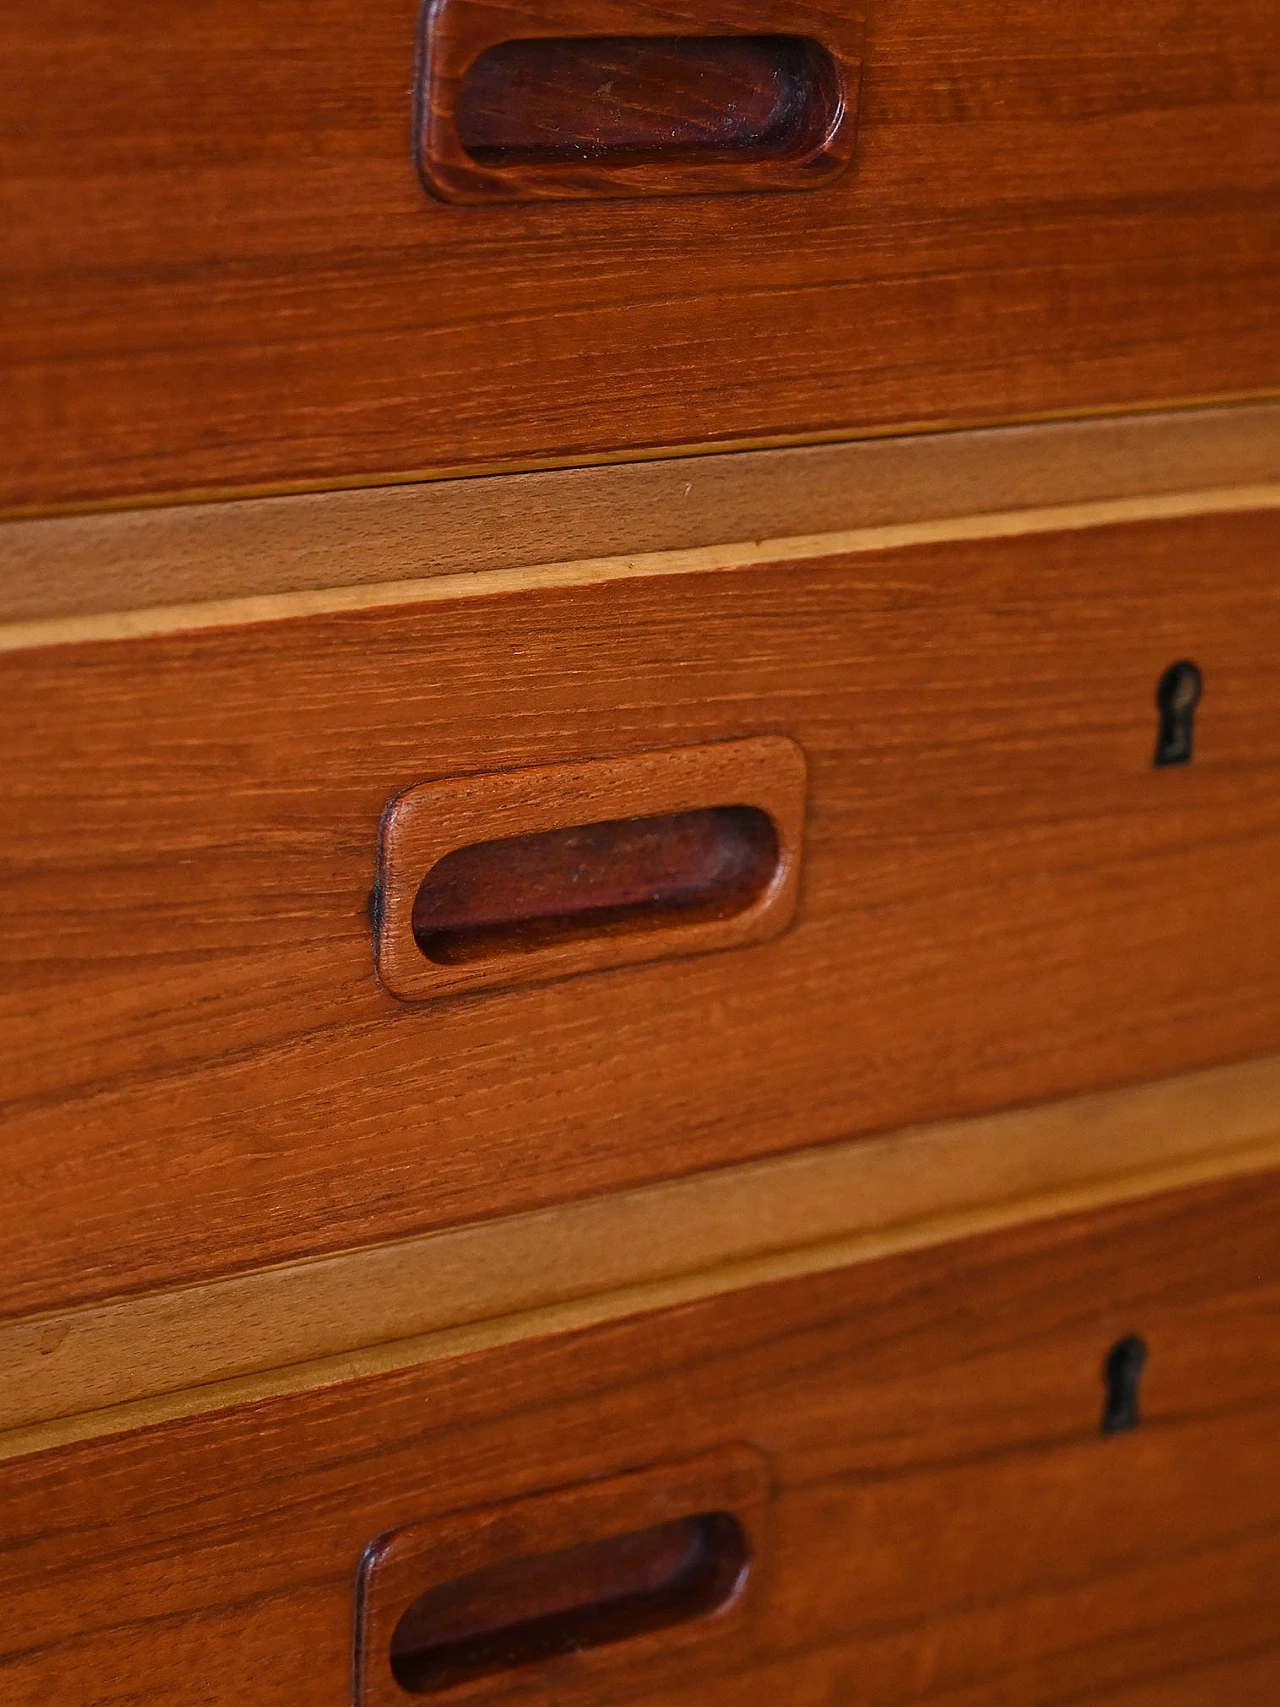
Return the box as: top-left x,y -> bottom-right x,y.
416,0 -> 865,202
375,737 -> 806,1002
354,1448 -> 769,1704
388,1513 -> 748,1694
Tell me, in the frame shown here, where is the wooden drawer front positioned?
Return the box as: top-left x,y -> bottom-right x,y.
4,1169 -> 1279,1705
3,506 -> 1280,1320
2,0 -> 1279,510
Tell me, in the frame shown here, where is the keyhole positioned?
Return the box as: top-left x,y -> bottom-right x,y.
1154,660 -> 1202,766
1100,1334 -> 1147,1435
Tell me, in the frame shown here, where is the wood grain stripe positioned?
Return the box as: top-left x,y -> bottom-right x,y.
2,401 -> 1278,628
3,1050 -> 1278,1462
3,483 -> 1280,655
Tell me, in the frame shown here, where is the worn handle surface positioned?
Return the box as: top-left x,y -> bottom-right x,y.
416,0 -> 865,202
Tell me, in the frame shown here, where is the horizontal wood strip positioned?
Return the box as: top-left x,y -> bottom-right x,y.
3,1050 -> 1279,1462
4,481 -> 1280,655
2,401 -> 1278,628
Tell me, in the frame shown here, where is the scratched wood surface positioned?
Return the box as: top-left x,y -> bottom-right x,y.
2,507 -> 1280,1321
3,1168 -> 1278,1705
1,0 -> 1278,509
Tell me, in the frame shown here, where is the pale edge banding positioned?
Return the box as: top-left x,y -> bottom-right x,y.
3,484 -> 1280,655
3,1051 -> 1278,1463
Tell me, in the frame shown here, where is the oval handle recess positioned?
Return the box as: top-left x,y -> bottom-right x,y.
375,737 -> 806,1003
389,1512 -> 748,1694
453,36 -> 840,168
412,804 -> 778,964
417,0 -> 865,202
354,1447 -> 770,1707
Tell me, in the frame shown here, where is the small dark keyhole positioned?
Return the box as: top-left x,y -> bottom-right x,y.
1154,660 -> 1202,766
1100,1335 -> 1147,1435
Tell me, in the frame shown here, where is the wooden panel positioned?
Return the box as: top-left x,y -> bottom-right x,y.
3,404 -> 1279,625
2,0 -> 1279,509
3,506 -> 1280,1320
2,1169 -> 1278,1705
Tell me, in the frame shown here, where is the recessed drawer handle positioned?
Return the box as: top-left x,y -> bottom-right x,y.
354,1448 -> 770,1706
454,35 -> 841,167
416,0 -> 865,203
388,1512 -> 748,1694
375,737 -> 807,1002
412,804 -> 778,964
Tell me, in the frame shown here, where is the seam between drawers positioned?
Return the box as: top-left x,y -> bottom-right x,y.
2,1050 -> 1278,1461
2,481 -> 1280,656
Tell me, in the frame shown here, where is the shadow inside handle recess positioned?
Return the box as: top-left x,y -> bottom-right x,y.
455,35 -> 840,167
390,1513 -> 748,1694
412,804 -> 780,964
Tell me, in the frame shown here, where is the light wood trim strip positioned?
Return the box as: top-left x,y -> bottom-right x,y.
4,392 -> 1276,525
3,483 -> 1280,656
3,1052 -> 1279,1462
2,401 -> 1278,629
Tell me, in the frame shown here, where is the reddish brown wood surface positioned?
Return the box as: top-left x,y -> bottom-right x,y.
3,1170 -> 1279,1705
410,807 -> 779,957
2,509 -> 1280,1319
1,0 -> 1279,508
452,37 -> 833,164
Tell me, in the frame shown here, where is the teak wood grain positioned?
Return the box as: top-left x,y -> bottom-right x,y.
3,1169 -> 1279,1705
2,0 -> 1279,509
2,507 -> 1280,1321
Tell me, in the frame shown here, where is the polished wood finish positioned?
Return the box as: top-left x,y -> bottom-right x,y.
3,406 -> 1278,625
3,507 -> 1280,1321
4,1049 -> 1279,1450
2,0 -> 1279,509
420,0 -> 859,203
3,1170 -> 1279,1705
378,738 -> 804,1000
